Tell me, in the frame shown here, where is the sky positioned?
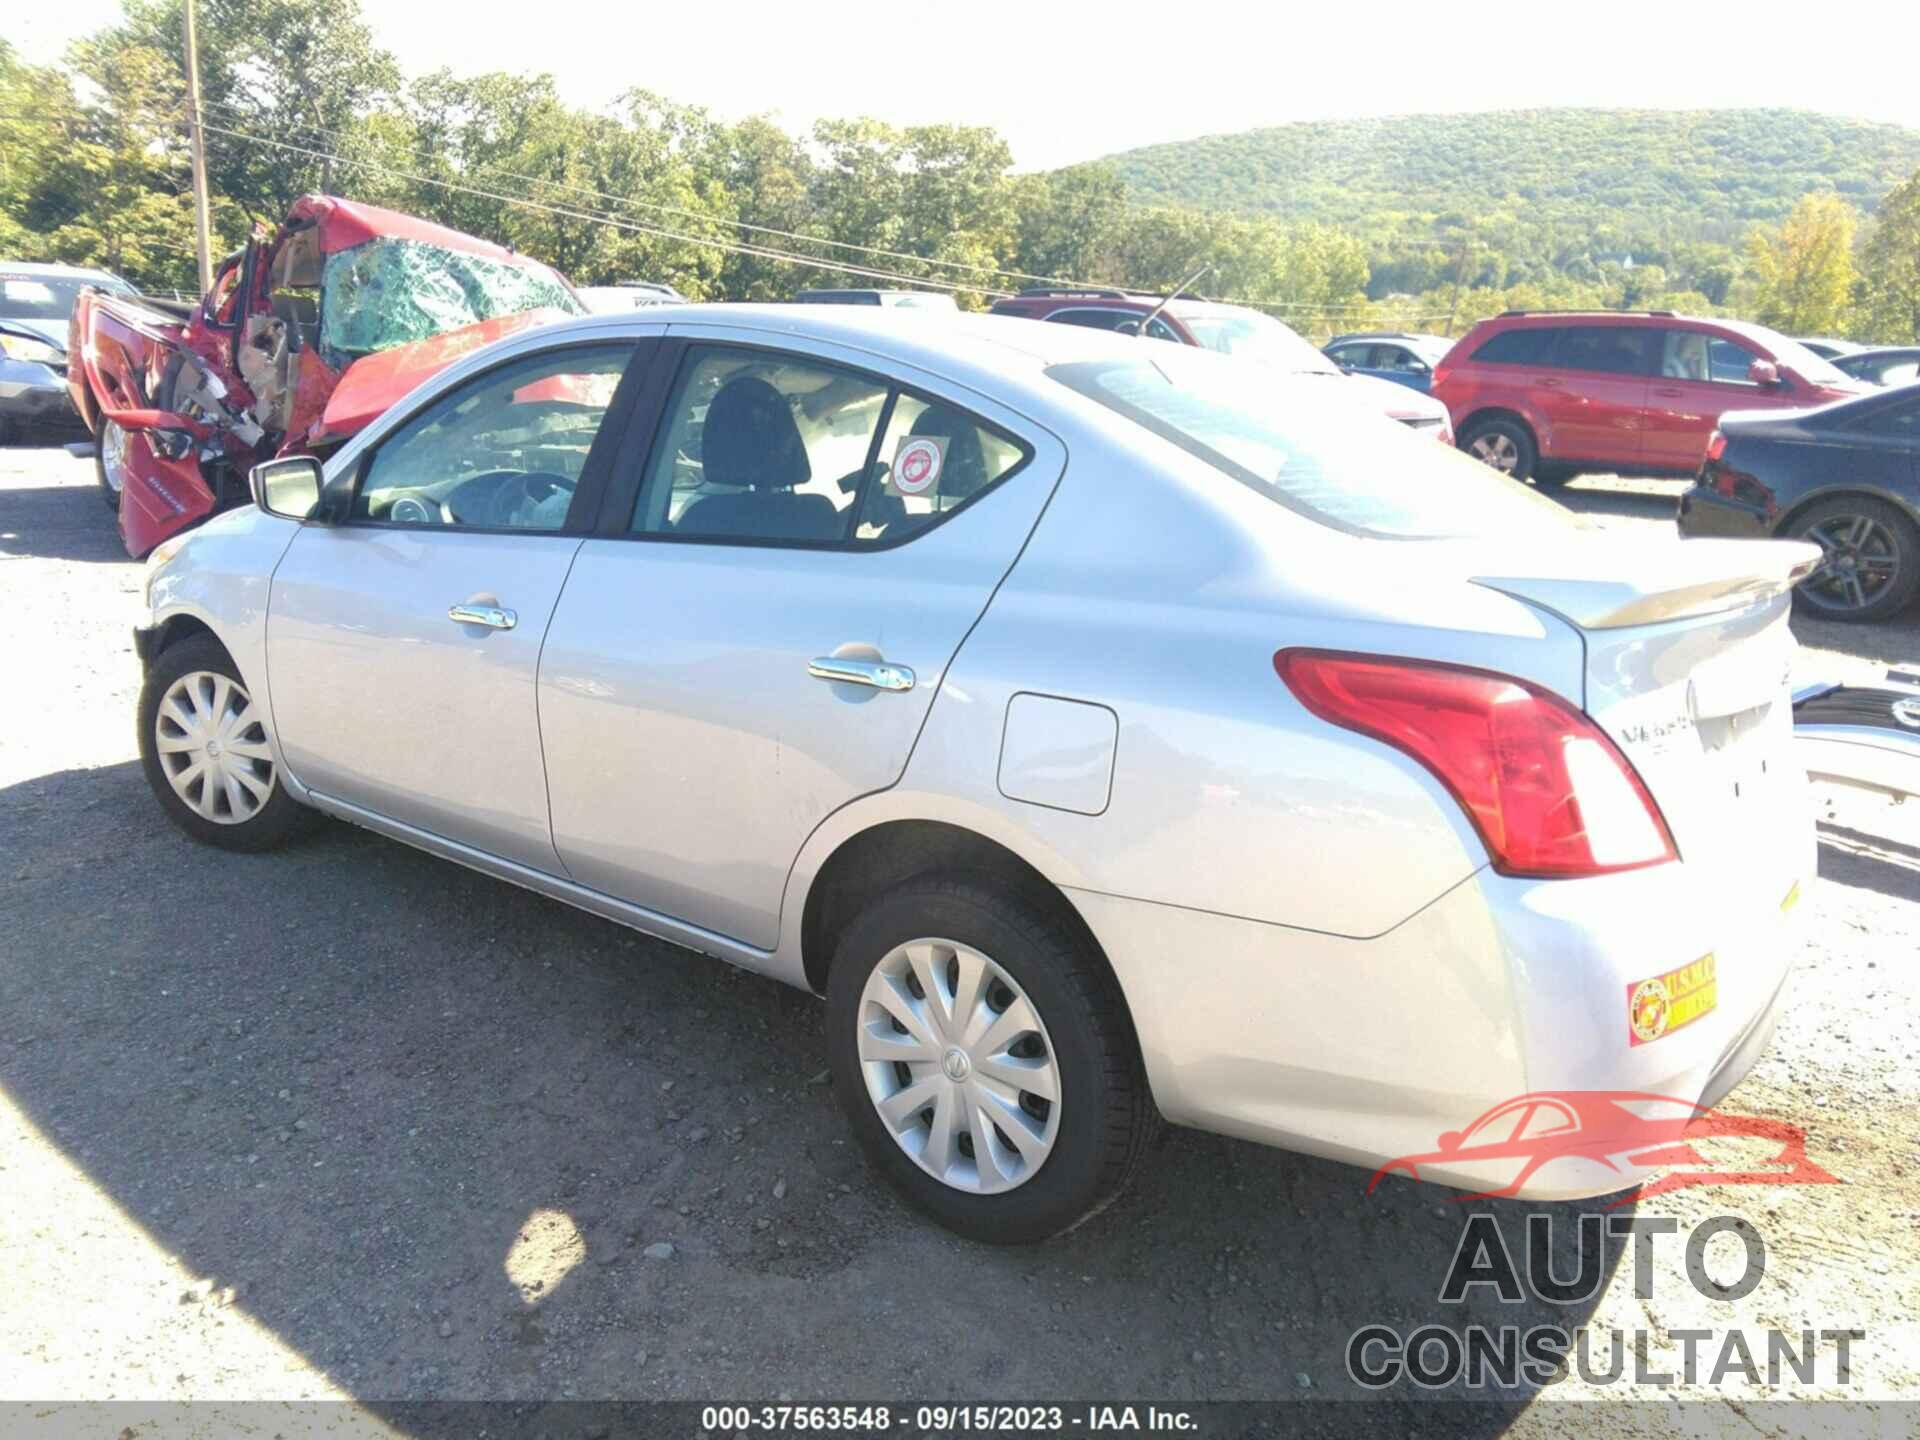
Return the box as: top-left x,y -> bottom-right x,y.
15,1 -> 1920,170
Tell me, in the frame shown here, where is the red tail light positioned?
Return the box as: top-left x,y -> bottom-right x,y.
1274,650 -> 1678,878
1704,430 -> 1727,464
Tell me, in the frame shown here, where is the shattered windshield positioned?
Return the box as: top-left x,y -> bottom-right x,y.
319,238 -> 582,364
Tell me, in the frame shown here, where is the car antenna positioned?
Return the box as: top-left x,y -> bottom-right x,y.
1136,263 -> 1212,338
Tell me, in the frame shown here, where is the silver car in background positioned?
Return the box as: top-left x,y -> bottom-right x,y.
134,307 -> 1817,1240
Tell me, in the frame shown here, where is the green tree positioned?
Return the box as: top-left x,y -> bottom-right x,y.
1745,193 -> 1858,334
1858,169 -> 1920,342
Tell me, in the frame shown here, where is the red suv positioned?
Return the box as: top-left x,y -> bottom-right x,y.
1431,310 -> 1870,485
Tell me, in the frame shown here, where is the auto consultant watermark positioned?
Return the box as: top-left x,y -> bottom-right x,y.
1351,1091 -> 1859,1392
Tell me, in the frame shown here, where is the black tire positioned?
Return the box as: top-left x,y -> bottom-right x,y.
1786,495 -> 1920,623
137,634 -> 316,851
1531,462 -> 1576,489
825,877 -> 1156,1243
1459,416 -> 1537,483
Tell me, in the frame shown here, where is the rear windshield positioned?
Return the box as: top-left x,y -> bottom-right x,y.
1049,349 -> 1575,540
320,238 -> 583,363
1,273 -> 135,321
1177,307 -> 1337,373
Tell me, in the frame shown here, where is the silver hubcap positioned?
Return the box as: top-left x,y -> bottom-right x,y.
1469,431 -> 1519,473
1803,514 -> 1902,612
856,938 -> 1061,1195
100,420 -> 129,494
155,670 -> 276,824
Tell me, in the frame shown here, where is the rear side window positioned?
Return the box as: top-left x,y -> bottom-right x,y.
1048,348 -> 1575,541
1470,327 -> 1558,365
1557,327 -> 1657,377
630,344 -> 1028,548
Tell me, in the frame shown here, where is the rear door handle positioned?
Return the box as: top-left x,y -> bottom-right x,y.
1653,386 -> 1684,398
808,656 -> 915,691
449,603 -> 517,630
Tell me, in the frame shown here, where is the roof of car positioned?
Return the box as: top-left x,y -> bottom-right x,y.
0,259 -> 135,286
1844,345 -> 1920,359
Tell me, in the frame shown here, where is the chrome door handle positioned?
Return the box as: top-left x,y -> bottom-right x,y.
808,656 -> 915,691
448,603 -> 517,630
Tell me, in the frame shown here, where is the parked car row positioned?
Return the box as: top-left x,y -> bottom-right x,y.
986,288 -> 1455,440
1406,308 -> 1919,621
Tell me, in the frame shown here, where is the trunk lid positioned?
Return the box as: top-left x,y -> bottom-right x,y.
1470,535 -> 1819,885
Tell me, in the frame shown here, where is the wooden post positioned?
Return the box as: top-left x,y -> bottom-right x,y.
184,0 -> 214,293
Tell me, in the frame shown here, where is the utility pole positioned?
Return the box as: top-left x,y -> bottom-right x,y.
1442,240 -> 1473,339
184,0 -> 214,293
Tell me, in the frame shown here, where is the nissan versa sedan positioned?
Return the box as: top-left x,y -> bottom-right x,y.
134,307 -> 1817,1241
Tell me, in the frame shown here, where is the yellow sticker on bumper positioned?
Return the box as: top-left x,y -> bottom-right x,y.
1627,953 -> 1718,1046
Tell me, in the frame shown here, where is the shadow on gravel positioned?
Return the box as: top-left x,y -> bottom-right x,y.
1549,477 -> 1681,524
0,758 -> 1620,1418
1818,822 -> 1920,904
0,480 -> 131,565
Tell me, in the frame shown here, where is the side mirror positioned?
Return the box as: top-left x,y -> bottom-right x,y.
249,455 -> 324,520
1746,359 -> 1781,388
1408,359 -> 1431,374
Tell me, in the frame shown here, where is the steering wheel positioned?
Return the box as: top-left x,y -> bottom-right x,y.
500,470 -> 576,524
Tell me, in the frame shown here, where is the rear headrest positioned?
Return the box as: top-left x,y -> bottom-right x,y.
704,376 -> 810,490
908,405 -> 989,498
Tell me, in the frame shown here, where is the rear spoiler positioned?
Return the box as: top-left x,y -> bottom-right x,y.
1473,539 -> 1823,629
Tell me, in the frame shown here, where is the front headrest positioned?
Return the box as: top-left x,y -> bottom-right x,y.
704,376 -> 810,490
908,404 -> 989,498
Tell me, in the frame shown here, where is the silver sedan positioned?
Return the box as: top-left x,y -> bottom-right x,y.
134,306 -> 1818,1240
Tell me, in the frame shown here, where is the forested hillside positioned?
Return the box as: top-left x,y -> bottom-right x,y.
1104,109 -> 1920,299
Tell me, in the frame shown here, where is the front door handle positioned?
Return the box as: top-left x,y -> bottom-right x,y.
808,656 -> 915,691
449,603 -> 517,630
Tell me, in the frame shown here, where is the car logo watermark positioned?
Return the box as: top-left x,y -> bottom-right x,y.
1366,1089 -> 1838,1207
1350,1091 -> 1853,1391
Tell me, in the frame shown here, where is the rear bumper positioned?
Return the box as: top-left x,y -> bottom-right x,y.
1678,483 -> 1771,540
1068,806 -> 1813,1199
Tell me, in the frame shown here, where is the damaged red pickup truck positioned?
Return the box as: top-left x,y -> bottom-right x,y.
69,195 -> 583,557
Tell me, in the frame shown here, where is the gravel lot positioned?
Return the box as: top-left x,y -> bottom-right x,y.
2,445 -> 1916,1436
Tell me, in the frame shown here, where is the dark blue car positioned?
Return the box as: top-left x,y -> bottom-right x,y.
1322,332 -> 1454,393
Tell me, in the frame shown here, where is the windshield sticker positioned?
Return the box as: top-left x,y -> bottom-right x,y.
893,435 -> 945,495
4,280 -> 56,304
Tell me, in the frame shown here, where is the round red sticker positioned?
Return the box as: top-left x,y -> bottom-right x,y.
894,436 -> 944,495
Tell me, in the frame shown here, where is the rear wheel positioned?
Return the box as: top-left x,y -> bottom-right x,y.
825,878 -> 1154,1243
96,418 -> 129,511
1460,417 -> 1537,483
137,635 -> 315,851
1788,496 -> 1920,623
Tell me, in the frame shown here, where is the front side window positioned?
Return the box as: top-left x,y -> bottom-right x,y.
353,343 -> 631,529
632,345 -> 1026,547
1557,326 -> 1656,377
1707,336 -> 1762,385
1050,347 -> 1574,541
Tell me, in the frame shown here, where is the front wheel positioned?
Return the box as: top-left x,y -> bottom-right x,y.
825,878 -> 1155,1242
96,418 -> 129,511
1460,417 -> 1537,483
1788,496 -> 1920,623
137,634 -> 315,851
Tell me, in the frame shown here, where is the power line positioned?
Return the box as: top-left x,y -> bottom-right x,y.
199,120 -> 1019,298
